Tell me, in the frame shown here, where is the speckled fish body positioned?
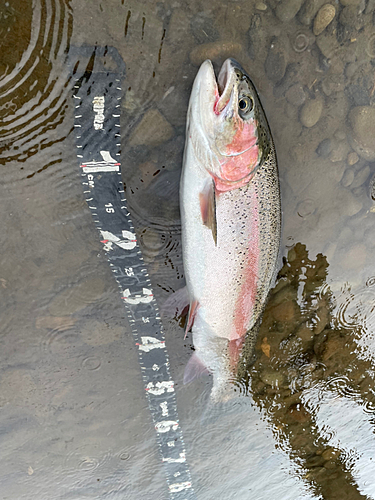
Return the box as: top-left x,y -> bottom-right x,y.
180,59 -> 281,400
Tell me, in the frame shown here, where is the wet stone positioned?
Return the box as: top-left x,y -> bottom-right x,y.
300,97 -> 323,127
349,106 -> 375,160
298,0 -> 327,25
129,109 -> 174,148
334,129 -> 346,141
329,141 -> 350,162
347,151 -> 359,165
322,74 -> 345,96
256,2 -> 268,10
351,164 -> 370,189
345,84 -> 370,107
265,39 -> 287,84
275,0 -> 304,22
316,138 -> 332,157
339,5 -> 365,31
190,12 -> 219,44
341,168 -> 355,187
285,83 -> 306,106
313,4 -> 336,36
315,30 -> 339,59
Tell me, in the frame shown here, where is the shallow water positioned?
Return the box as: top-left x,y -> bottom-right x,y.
2,0 -> 375,498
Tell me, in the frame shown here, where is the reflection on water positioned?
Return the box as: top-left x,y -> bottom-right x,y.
240,243 -> 375,499
2,0 -> 375,498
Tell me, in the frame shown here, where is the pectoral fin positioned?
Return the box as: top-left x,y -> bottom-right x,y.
199,179 -> 217,245
184,299 -> 199,339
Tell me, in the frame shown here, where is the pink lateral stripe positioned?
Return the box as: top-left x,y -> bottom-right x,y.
231,188 -> 259,344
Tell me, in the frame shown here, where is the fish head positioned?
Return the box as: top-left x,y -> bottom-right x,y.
188,58 -> 272,193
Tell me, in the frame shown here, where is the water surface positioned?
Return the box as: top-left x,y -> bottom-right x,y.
1,0 -> 375,498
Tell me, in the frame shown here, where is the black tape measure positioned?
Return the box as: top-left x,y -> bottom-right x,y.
71,45 -> 196,500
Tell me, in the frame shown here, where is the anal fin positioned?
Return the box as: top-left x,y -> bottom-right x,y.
199,179 -> 217,245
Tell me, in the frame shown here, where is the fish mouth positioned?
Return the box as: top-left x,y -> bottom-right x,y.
215,58 -> 242,115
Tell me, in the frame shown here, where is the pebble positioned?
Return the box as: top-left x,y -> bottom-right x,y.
256,1 -> 268,10
341,168 -> 355,187
349,106 -> 375,160
334,129 -> 346,141
339,5 -> 364,30
322,74 -> 345,96
285,83 -> 306,106
298,0 -> 327,25
129,108 -> 174,148
276,0 -> 304,22
300,97 -> 323,127
189,41 -> 243,66
315,31 -> 339,58
351,164 -> 370,189
316,138 -> 332,157
343,193 -> 363,216
265,39 -> 287,83
329,141 -> 350,162
313,4 -> 336,36
347,151 -> 359,165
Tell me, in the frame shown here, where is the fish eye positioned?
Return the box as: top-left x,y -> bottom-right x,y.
238,96 -> 253,116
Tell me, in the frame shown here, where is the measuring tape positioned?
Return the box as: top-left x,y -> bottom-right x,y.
71,46 -> 196,499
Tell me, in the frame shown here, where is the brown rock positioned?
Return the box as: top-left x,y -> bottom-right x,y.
349,106 -> 375,161
313,4 -> 336,36
347,151 -> 359,165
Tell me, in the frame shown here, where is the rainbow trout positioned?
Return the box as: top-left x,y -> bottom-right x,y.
180,59 -> 280,400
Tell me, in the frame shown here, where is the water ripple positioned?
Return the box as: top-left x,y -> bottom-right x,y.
0,0 -> 72,170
